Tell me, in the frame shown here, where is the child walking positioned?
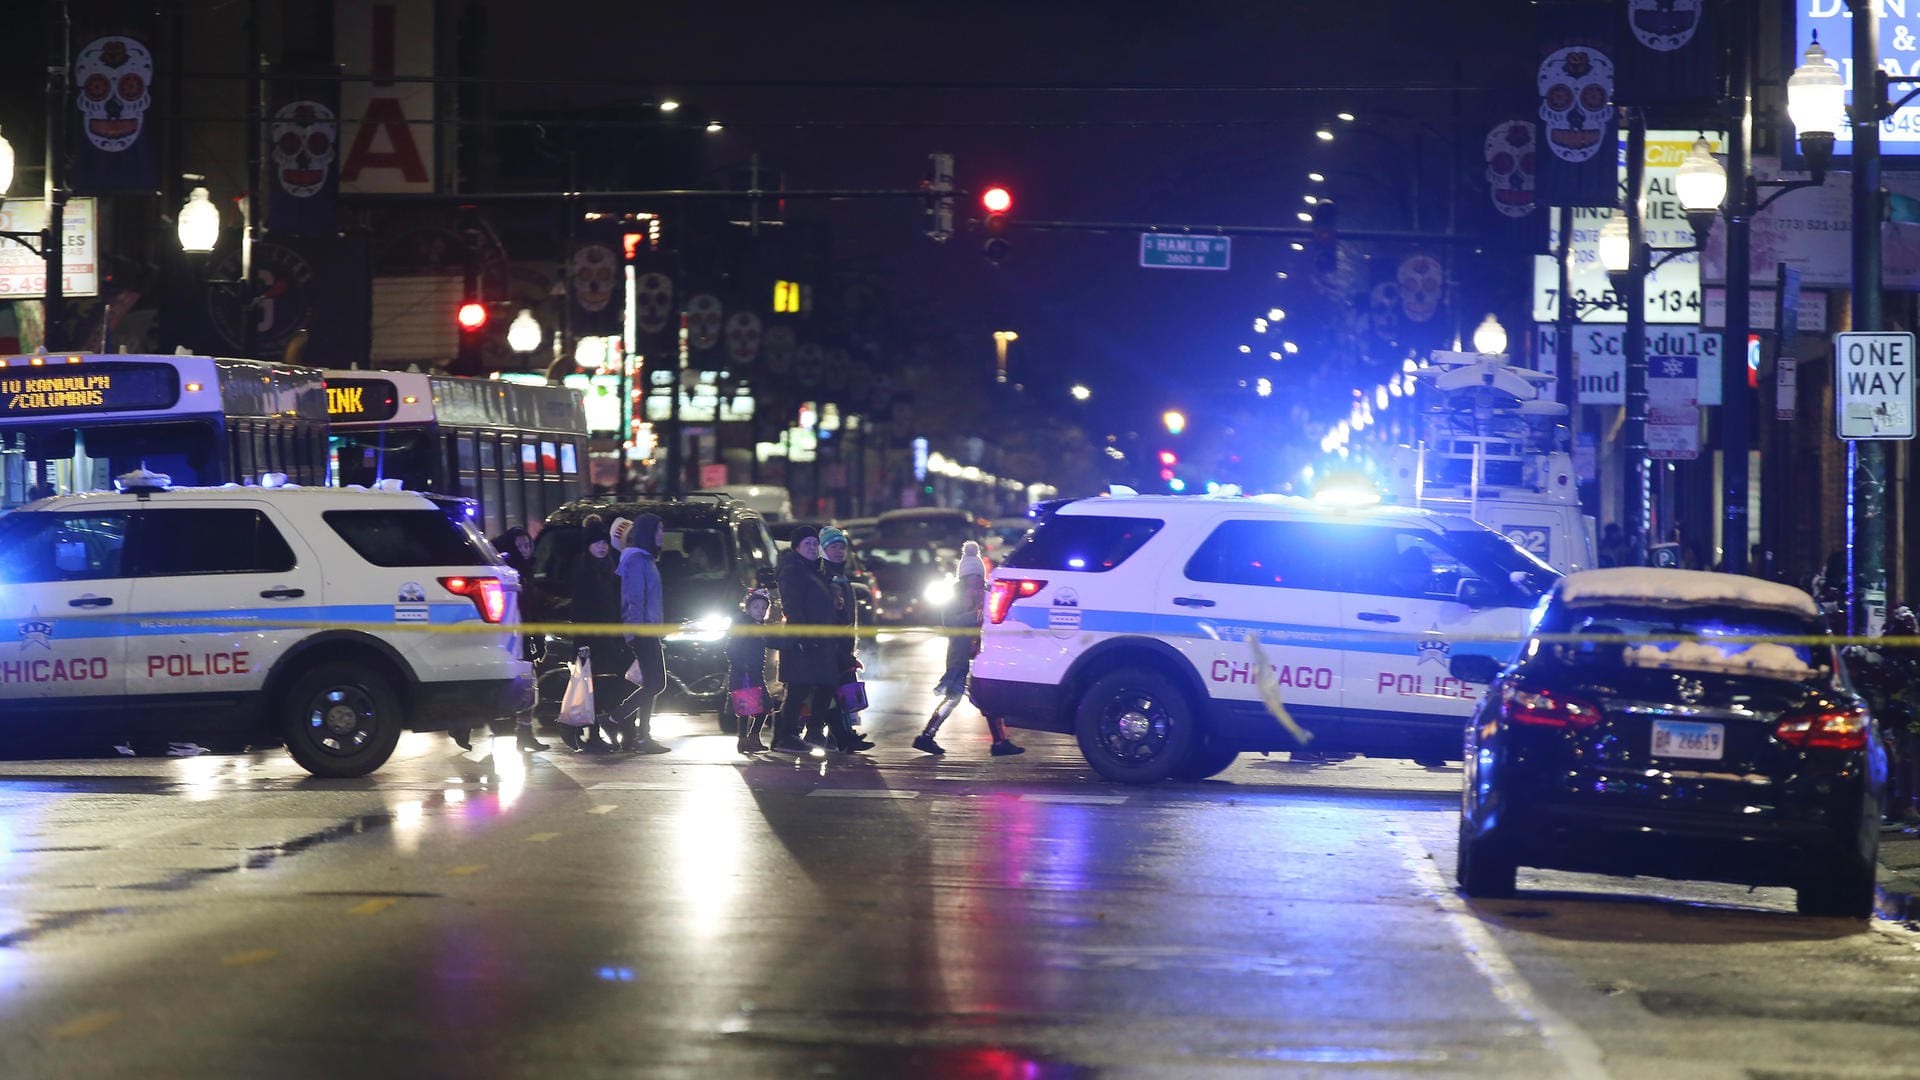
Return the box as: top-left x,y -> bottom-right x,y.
914,541 -> 1024,757
729,588 -> 775,754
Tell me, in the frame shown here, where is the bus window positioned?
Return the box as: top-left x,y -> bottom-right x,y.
476,434 -> 503,535
501,436 -> 526,531
454,434 -> 480,502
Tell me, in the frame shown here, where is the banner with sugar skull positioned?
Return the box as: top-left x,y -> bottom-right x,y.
266,67 -> 342,236
70,16 -> 160,195
567,224 -> 623,338
1613,0 -> 1715,107
1534,6 -> 1617,208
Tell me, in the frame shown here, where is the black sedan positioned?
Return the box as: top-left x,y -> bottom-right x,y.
1451,568 -> 1886,918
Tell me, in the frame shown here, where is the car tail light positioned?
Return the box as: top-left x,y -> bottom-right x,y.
1500,686 -> 1601,729
986,578 -> 1045,625
871,584 -> 883,601
1775,706 -> 1869,750
440,576 -> 508,623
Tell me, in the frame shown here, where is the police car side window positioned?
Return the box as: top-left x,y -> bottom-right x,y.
1183,520 -> 1344,591
0,513 -> 131,583
1346,530 -> 1480,602
128,509 -> 297,577
323,509 -> 490,567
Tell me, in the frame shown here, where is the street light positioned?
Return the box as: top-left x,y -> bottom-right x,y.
507,309 -> 541,355
1163,410 -> 1186,436
1070,384 -> 1091,401
1471,314 -> 1507,357
658,99 -> 681,113
993,329 -> 1018,384
1786,35 -> 1844,178
1597,209 -> 1631,276
177,187 -> 221,254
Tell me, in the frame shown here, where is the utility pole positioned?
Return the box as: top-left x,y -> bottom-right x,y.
1849,0 -> 1887,635
42,0 -> 69,350
1623,114 -> 1651,563
1720,0 -> 1753,575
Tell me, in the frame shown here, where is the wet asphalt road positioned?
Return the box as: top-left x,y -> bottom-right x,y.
4,632 -> 1920,1078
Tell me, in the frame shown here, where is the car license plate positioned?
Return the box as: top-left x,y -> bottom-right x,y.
1650,718 -> 1725,761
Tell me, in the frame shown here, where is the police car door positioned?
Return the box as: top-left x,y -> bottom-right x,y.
1336,527 -> 1497,724
1160,517 -> 1345,717
124,504 -> 322,698
0,509 -> 131,701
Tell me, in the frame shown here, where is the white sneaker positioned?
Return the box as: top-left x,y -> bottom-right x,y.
113,742 -> 136,756
167,742 -> 208,757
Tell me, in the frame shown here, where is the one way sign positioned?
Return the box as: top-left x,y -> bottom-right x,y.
1834,331 -> 1917,441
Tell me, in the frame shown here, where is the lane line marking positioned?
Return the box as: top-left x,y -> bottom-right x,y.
51,1010 -> 120,1039
1019,793 -> 1129,805
348,898 -> 400,916
807,789 -> 919,799
1391,830 -> 1611,1080
446,864 -> 486,876
587,805 -> 619,815
220,947 -> 278,967
526,832 -> 562,843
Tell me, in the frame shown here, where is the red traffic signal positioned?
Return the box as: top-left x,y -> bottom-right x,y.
457,302 -> 488,331
1158,450 -> 1178,466
981,186 -> 1012,214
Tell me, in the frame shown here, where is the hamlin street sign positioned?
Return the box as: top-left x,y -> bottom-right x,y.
1139,234 -> 1231,270
1833,331 -> 1917,441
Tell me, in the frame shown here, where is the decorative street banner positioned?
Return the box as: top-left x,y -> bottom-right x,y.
336,0 -> 435,193
567,226 -> 622,339
1484,121 -> 1537,219
70,8 -> 159,196
1534,3 -> 1618,207
266,67 -> 342,236
1613,0 -> 1715,107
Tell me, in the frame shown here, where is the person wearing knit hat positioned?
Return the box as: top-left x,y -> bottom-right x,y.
914,539 -> 1023,758
608,516 -> 634,552
613,512 -> 671,753
814,525 -> 871,750
566,516 -> 626,752
771,524 -> 870,753
728,587 -> 775,753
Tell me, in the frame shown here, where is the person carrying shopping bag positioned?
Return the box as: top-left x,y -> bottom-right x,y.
728,587 -> 776,754
567,518 -> 630,752
914,541 -> 1023,757
771,527 -> 867,754
817,526 -> 872,748
614,513 -> 672,754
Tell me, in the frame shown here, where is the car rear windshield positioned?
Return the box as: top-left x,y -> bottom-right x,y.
999,515 -> 1163,573
323,508 -> 493,567
1535,600 -> 1836,682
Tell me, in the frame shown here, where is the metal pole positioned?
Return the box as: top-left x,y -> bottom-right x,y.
42,0 -> 68,350
667,314 -> 684,497
1624,112 -> 1650,564
1850,0 -> 1887,634
242,0 -> 262,359
1720,0 -> 1752,575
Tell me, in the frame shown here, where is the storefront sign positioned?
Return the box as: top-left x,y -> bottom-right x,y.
0,198 -> 99,299
1535,324 -> 1723,406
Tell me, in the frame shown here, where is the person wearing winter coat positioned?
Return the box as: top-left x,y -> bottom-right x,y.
811,525 -> 869,745
914,541 -> 1023,757
772,527 -> 868,753
614,513 -> 672,754
728,588 -> 775,754
452,525 -> 549,752
567,519 -> 629,751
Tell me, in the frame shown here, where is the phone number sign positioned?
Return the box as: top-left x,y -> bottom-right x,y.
0,198 -> 98,299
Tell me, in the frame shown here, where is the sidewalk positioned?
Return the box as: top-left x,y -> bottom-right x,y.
1877,824 -> 1920,920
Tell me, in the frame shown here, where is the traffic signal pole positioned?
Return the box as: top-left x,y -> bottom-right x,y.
1850,0 -> 1887,634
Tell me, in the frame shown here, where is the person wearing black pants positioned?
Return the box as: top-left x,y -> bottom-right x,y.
771,527 -> 864,754
613,513 -> 671,754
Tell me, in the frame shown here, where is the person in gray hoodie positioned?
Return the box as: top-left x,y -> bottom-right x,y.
614,513 -> 671,754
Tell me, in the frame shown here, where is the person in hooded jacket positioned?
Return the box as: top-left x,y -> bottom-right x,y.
567,519 -> 629,751
772,526 -> 868,753
728,588 -> 775,754
615,513 -> 672,754
452,525 -> 549,753
914,541 -> 1023,757
809,526 -> 872,748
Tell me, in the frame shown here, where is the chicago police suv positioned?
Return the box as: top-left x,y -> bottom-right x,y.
0,472 -> 533,777
970,493 -> 1558,784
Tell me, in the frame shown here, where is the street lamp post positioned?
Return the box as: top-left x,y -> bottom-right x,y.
993,330 -> 1017,384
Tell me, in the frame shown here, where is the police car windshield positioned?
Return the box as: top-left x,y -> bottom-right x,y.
1445,527 -> 1558,600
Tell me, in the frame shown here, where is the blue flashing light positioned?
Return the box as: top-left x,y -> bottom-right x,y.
1205,481 -> 1220,494
1168,478 -> 1187,492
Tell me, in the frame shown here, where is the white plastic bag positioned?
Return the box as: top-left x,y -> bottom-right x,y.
558,655 -> 596,727
625,659 -> 646,687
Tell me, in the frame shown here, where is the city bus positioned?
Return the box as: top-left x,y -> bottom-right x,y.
324,370 -> 589,536
0,352 -> 328,509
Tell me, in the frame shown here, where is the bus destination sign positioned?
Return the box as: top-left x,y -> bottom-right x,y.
326,379 -> 400,422
1,363 -> 180,416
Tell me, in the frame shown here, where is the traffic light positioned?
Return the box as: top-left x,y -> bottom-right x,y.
925,153 -> 955,243
1158,450 -> 1177,466
456,302 -> 487,331
982,185 -> 1012,265
1310,199 -> 1339,274
453,301 -> 487,375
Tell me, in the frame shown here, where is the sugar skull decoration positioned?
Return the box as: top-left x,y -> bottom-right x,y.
686,294 -> 724,351
823,348 -> 852,392
1538,46 -> 1615,164
569,244 -> 618,314
1397,254 -> 1444,323
74,36 -> 154,153
634,273 -> 674,333
724,312 -> 763,366
1484,121 -> 1537,219
1628,0 -> 1701,52
763,324 -> 796,373
271,101 -> 338,198
794,343 -> 825,386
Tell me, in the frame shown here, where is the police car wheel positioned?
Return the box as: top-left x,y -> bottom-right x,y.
1074,668 -> 1196,785
1168,740 -> 1239,781
280,663 -> 403,779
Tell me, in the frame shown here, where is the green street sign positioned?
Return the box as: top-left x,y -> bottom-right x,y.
1139,234 -> 1231,271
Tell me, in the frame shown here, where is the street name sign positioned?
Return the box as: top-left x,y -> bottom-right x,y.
1140,234 -> 1230,271
1834,331 -> 1917,441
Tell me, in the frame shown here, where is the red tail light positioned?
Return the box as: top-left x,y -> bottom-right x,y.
1500,686 -> 1601,729
440,576 -> 509,623
986,578 -> 1045,625
1775,707 -> 1868,750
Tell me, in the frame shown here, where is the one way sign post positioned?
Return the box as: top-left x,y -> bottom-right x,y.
1834,332 -> 1917,441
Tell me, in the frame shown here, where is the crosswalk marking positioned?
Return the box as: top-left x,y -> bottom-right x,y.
446,864 -> 486,876
586,805 -> 619,815
50,1010 -> 119,1039
348,898 -> 399,916
526,832 -> 561,843
1019,793 -> 1130,805
589,781 -> 686,791
807,789 -> 920,799
220,947 -> 278,967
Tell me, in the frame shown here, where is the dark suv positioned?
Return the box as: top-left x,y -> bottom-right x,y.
529,494 -> 779,730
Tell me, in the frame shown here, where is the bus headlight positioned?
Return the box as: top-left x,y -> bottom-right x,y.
666,614 -> 732,643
